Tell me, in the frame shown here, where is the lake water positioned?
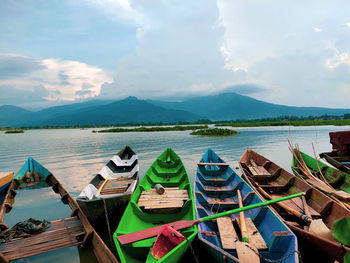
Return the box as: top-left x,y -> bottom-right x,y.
0,125 -> 349,262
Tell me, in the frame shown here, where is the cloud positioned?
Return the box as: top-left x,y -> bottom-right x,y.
99,0 -> 245,100
344,22 -> 350,28
0,54 -> 45,79
314,27 -> 322,32
224,84 -> 267,95
0,54 -> 113,106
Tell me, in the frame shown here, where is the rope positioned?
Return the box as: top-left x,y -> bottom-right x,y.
251,246 -> 302,263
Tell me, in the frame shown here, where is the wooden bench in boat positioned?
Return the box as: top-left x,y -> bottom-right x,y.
138,188 -> 189,211
97,178 -> 134,195
249,159 -> 270,176
217,217 -> 238,249
197,163 -> 229,166
0,217 -> 85,261
217,217 -> 267,250
236,217 -> 268,250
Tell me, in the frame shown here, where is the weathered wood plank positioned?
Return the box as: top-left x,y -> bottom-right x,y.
217,217 -> 237,250
236,217 -> 267,250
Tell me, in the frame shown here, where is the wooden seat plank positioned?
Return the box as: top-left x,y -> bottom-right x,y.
0,217 -> 85,261
217,217 -> 238,250
236,217 -> 267,250
138,188 -> 189,210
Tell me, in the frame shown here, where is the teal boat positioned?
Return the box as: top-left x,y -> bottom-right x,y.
13,157 -> 52,189
113,147 -> 197,263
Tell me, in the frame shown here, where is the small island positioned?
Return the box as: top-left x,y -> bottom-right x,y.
190,128 -> 239,136
95,125 -> 208,133
5,130 -> 24,134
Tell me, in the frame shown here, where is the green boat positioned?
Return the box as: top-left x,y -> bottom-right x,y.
113,147 -> 197,263
291,150 -> 350,194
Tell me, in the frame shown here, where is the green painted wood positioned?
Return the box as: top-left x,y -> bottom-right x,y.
113,147 -> 197,263
292,151 -> 350,194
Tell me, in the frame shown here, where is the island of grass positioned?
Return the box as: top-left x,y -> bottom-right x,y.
96,125 -> 208,133
5,130 -> 24,134
190,128 -> 239,136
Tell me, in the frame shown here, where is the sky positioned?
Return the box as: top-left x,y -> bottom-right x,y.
1,0 -> 350,109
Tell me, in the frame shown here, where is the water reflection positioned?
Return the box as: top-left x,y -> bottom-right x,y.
1,125 -> 350,262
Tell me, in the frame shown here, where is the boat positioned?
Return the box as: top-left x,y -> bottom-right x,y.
195,148 -> 298,263
239,148 -> 350,262
0,172 -> 13,195
320,130 -> 350,173
77,146 -> 139,229
113,147 -> 197,263
291,150 -> 350,195
0,157 -> 118,262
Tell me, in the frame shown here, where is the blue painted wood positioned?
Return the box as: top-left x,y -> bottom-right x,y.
15,157 -> 52,188
195,148 -> 299,263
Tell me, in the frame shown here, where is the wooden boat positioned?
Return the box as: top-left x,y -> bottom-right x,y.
320,130 -> 350,173
0,157 -> 118,263
291,150 -> 350,195
113,147 -> 197,263
77,146 -> 139,229
196,148 -> 298,263
239,149 -> 350,262
0,172 -> 13,195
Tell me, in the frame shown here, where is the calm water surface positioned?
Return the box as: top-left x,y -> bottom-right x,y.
0,125 -> 349,262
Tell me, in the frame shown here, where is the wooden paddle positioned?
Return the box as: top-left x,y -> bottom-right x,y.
95,174 -> 112,198
117,192 -> 304,245
236,190 -> 260,263
247,176 -> 312,223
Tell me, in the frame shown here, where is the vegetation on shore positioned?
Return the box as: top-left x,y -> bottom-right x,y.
215,114 -> 350,127
4,130 -> 24,134
95,125 -> 208,133
216,119 -> 350,127
190,128 -> 239,136
3,113 -> 350,130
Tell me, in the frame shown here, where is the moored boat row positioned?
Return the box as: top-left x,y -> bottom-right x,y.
1,132 -> 350,262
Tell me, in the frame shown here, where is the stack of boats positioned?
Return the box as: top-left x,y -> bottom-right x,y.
0,130 -> 350,263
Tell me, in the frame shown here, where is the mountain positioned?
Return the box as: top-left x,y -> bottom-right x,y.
149,93 -> 350,120
0,97 -> 201,127
1,93 -> 350,127
39,97 -> 201,126
0,105 -> 33,127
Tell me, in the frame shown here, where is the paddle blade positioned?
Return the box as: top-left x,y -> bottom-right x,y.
117,220 -> 196,245
236,241 -> 260,263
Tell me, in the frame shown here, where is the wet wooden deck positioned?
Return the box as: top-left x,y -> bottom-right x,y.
0,216 -> 85,261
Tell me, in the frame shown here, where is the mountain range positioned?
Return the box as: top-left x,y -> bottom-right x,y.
1,92 -> 350,127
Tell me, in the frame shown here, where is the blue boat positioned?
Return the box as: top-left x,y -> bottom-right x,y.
195,149 -> 299,263
13,157 -> 52,189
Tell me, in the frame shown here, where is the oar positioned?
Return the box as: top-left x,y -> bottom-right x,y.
117,192 -> 304,245
236,190 -> 260,263
95,174 -> 111,198
247,176 -> 311,223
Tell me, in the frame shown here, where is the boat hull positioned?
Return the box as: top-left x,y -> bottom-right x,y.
77,192 -> 131,230
240,148 -> 350,263
196,149 -> 298,263
114,147 -> 197,263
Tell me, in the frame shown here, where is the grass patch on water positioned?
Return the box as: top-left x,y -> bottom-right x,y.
95,125 -> 208,133
5,129 -> 24,134
190,128 -> 239,136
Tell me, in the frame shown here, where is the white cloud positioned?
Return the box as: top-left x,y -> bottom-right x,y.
84,0 -> 146,25
0,54 -> 113,103
344,22 -> 350,28
314,27 -> 322,32
327,51 -> 350,69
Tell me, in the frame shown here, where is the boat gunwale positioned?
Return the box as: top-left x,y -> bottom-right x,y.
0,158 -> 118,263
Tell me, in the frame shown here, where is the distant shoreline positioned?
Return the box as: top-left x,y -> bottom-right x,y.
2,116 -> 350,130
